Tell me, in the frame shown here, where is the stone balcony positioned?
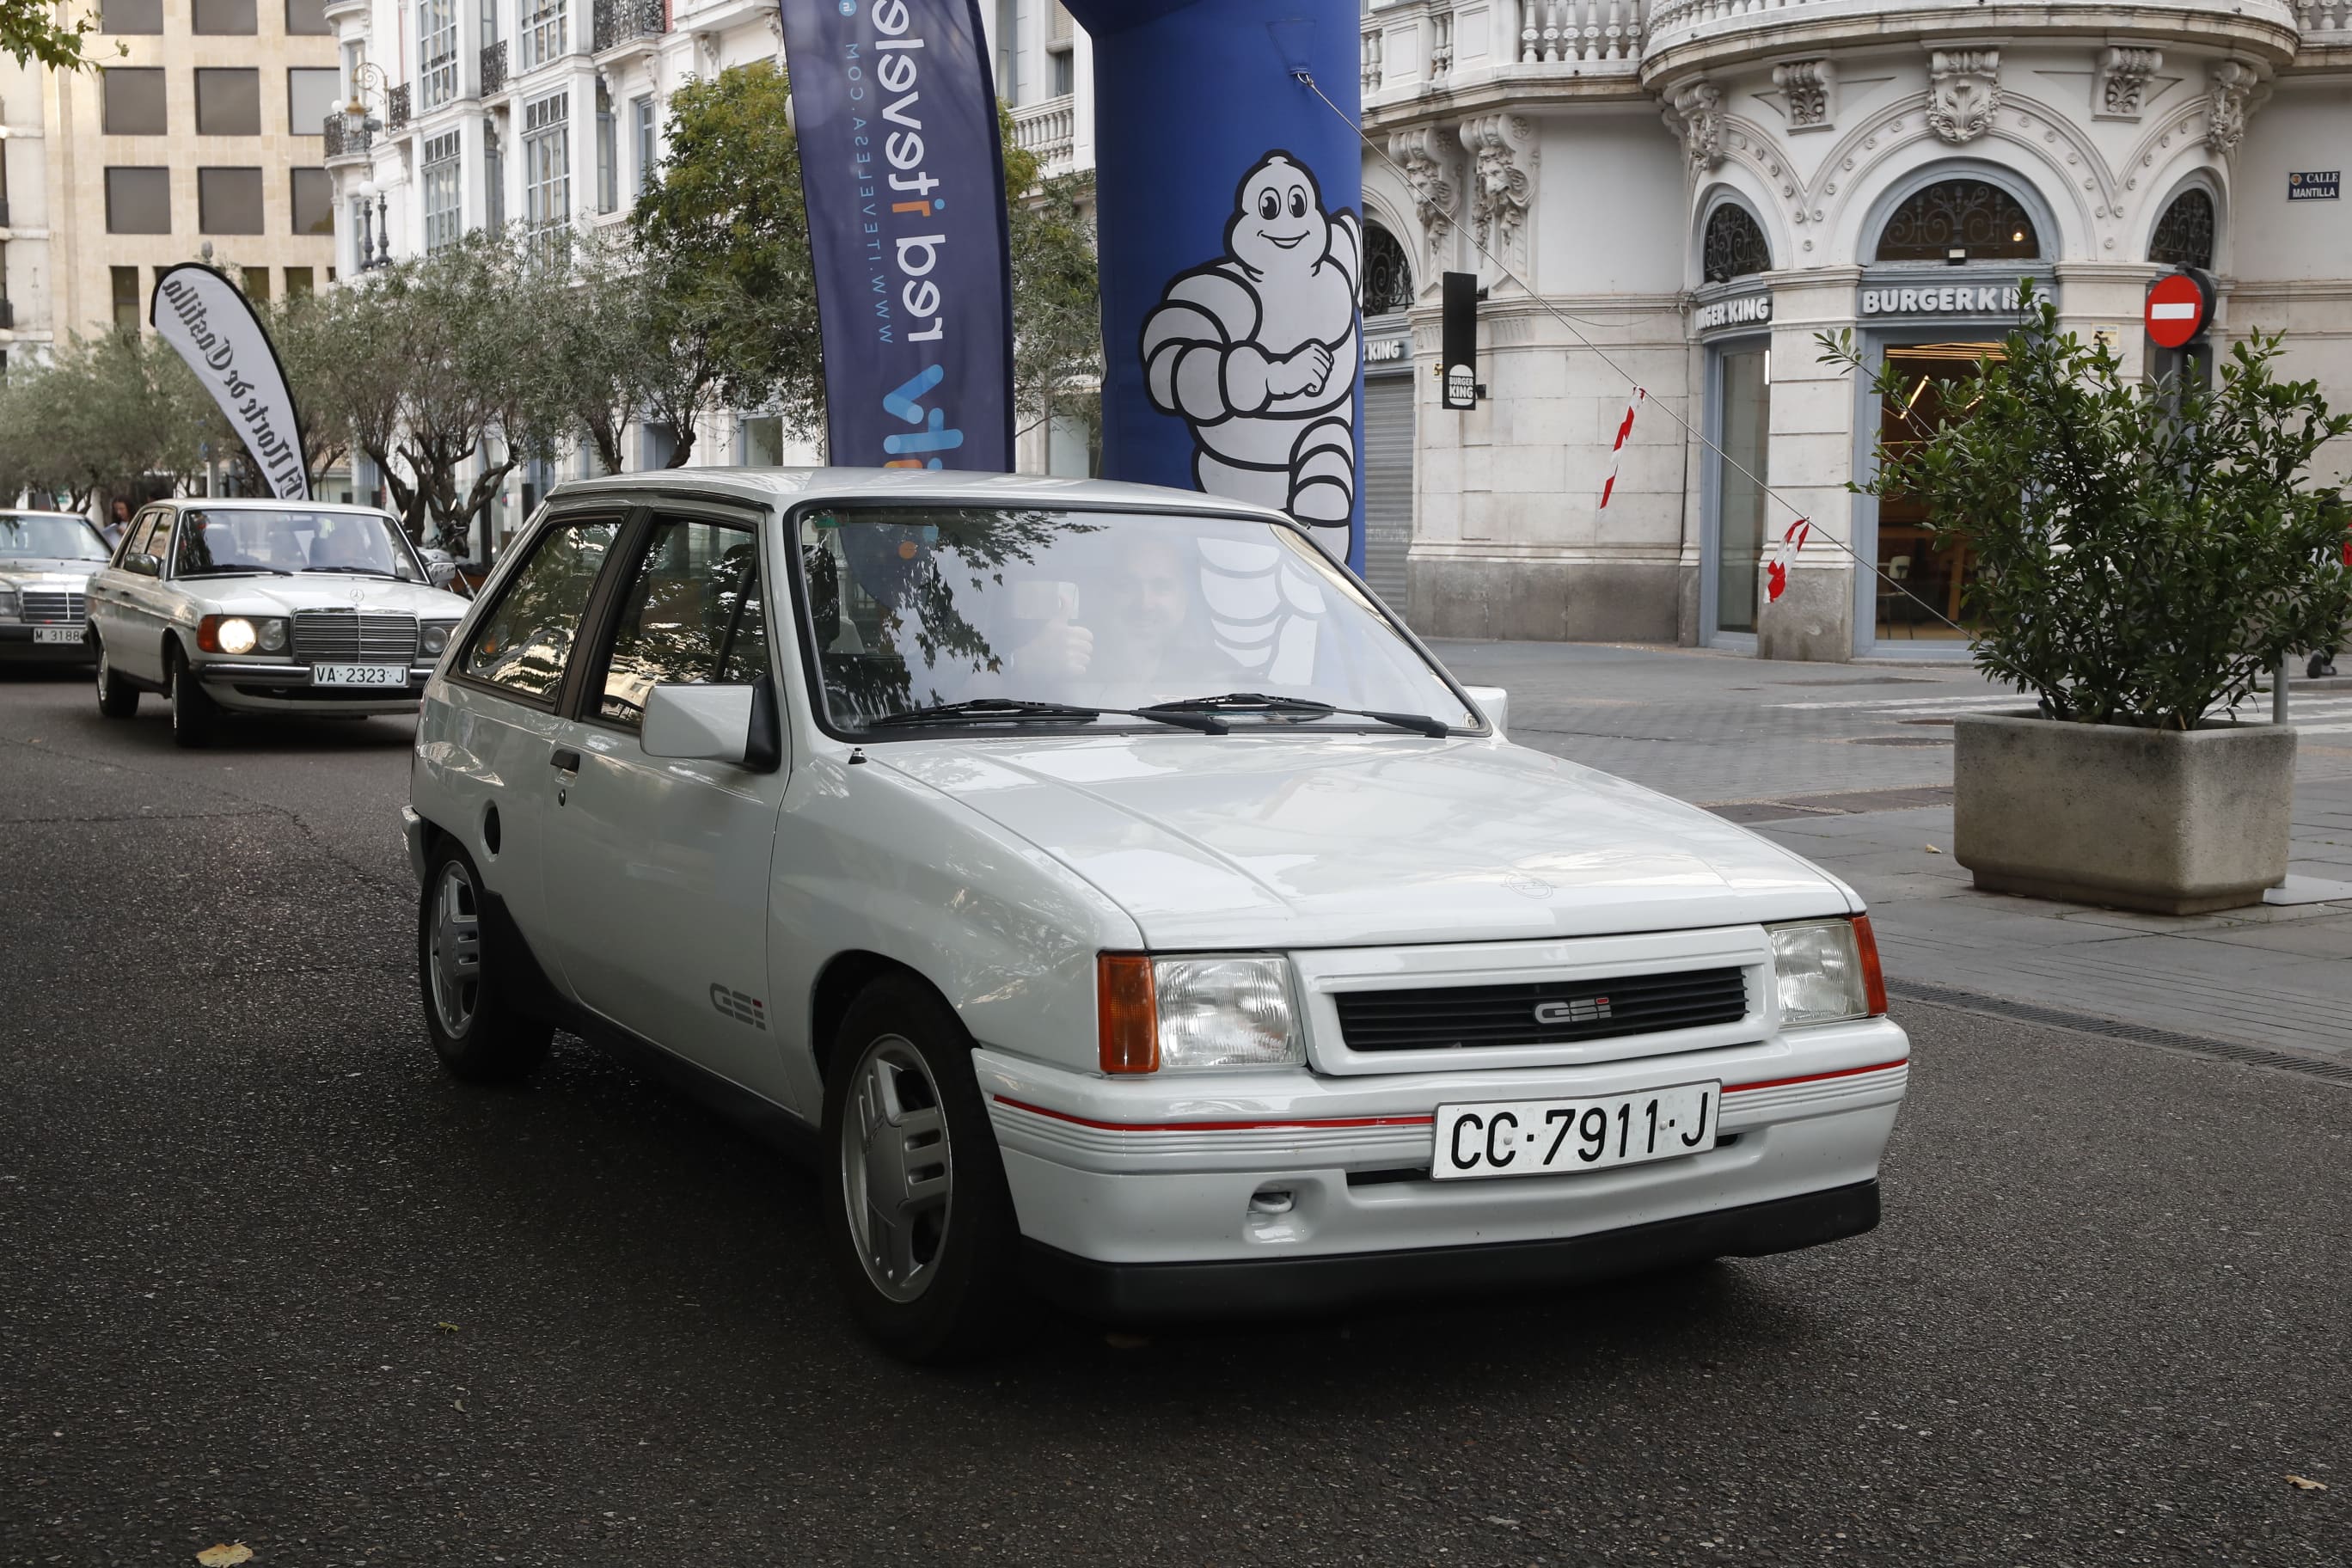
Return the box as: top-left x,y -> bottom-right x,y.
1011,94 -> 1077,178
1363,1 -> 1650,124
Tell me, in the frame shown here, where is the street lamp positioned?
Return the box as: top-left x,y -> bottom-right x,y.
339,63 -> 395,272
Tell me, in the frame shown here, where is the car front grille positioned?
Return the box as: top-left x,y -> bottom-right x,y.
20,589 -> 86,625
291,609 -> 420,665
1333,967 -> 1750,1052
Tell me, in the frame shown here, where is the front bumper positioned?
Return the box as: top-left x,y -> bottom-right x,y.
1024,1180 -> 1880,1321
977,1016 -> 1908,1314
0,625 -> 91,662
192,659 -> 434,714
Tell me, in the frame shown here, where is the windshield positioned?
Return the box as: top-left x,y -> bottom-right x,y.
797,506 -> 1479,735
0,515 -> 108,561
174,509 -> 422,579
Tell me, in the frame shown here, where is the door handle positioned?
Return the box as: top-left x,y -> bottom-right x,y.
551,747 -> 583,773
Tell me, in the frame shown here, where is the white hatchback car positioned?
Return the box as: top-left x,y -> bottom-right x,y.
85,499 -> 473,745
405,470 -> 1908,1361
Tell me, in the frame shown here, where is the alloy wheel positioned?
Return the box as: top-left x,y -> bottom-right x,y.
426,861 -> 483,1038
841,1035 -> 953,1304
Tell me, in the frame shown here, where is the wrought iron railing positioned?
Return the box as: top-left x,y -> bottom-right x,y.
387,83 -> 411,131
592,0 -> 665,52
323,113 -> 372,156
481,39 -> 507,95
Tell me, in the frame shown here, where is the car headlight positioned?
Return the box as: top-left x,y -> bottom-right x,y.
214,616 -> 258,654
1098,953 -> 1302,1073
420,622 -> 455,656
256,617 -> 287,652
1769,916 -> 1887,1026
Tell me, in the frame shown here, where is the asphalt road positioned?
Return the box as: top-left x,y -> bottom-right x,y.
2,665 -> 2345,1567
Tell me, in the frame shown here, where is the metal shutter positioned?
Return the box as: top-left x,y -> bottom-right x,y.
1360,374 -> 1415,616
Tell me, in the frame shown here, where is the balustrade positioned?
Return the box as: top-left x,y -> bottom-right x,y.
1011,94 -> 1076,175
1361,1 -> 1645,98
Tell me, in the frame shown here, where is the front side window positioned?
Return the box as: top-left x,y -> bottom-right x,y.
461,519 -> 619,701
173,509 -> 424,579
0,515 -> 111,561
419,0 -> 459,111
796,508 -> 1477,735
596,519 -> 770,728
126,512 -> 175,576
422,132 -> 463,252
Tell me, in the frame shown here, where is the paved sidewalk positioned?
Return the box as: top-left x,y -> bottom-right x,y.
1433,640 -> 2352,1065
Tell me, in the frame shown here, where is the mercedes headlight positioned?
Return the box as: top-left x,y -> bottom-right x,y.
257,618 -> 287,652
1769,917 -> 1887,1026
1098,953 -> 1302,1073
0,585 -> 17,621
420,622 -> 456,656
215,616 -> 258,654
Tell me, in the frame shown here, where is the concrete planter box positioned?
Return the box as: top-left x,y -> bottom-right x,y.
1953,713 -> 2296,916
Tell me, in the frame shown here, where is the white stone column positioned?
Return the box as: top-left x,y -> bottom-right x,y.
1755,267 -> 1860,663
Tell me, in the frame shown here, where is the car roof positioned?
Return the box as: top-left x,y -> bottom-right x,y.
0,510 -> 101,524
164,499 -> 398,518
544,467 -> 1299,524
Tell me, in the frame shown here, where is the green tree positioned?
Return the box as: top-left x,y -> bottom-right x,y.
3,1 -> 115,72
0,328 -> 205,508
547,230 -> 733,472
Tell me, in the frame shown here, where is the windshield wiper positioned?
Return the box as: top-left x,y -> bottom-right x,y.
181,567 -> 291,577
867,697 -> 1228,734
300,566 -> 401,578
1142,691 -> 1454,738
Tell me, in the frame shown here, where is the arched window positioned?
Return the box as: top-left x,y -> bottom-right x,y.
1702,203 -> 1772,284
1362,223 -> 1413,315
2149,188 -> 2215,269
1875,180 -> 2040,263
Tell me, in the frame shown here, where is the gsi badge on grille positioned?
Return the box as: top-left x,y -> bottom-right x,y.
1534,997 -> 1611,1026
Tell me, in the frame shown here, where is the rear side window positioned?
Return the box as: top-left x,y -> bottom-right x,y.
459,519 -> 620,702
595,518 -> 770,729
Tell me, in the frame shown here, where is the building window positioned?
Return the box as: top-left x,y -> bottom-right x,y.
285,266 -> 315,297
631,95 -> 655,200
285,0 -> 331,34
291,167 -> 334,234
1362,223 -> 1412,315
1712,346 -> 1772,637
484,119 -> 505,230
994,0 -> 1016,101
193,0 -> 259,34
595,85 -> 617,213
2149,188 -> 2215,270
101,0 -> 163,34
101,67 -> 168,135
423,131 -> 463,252
524,90 -> 570,242
243,266 -> 270,299
105,167 -> 172,234
419,0 -> 459,112
518,0 -> 567,71
196,69 -> 263,136
1875,180 -> 2039,263
199,168 -> 266,233
288,68 -> 340,138
111,266 -> 143,332
1702,203 -> 1772,283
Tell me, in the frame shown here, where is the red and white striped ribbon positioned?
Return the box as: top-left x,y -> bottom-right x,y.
1596,388 -> 1645,511
1765,517 -> 1812,603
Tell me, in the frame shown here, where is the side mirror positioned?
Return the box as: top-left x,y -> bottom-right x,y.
641,673 -> 783,771
1463,684 -> 1509,737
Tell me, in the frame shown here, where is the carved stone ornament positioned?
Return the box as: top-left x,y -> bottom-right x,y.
2206,61 -> 2263,156
2097,47 -> 2162,119
1926,49 -> 2001,144
1773,59 -> 1835,132
1457,114 -> 1536,275
1387,126 -> 1459,267
1663,81 -> 1725,172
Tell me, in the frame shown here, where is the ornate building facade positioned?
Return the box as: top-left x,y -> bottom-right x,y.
1359,0 -> 2352,659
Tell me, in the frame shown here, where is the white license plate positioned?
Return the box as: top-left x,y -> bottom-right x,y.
1433,1081 -> 1719,1181
311,663 -> 409,688
33,626 -> 81,645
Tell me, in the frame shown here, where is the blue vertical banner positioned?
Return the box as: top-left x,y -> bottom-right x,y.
1063,1 -> 1365,570
778,0 -> 1014,473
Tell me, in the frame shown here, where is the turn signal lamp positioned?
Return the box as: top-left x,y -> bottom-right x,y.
1853,914 -> 1889,1017
1098,954 -> 1158,1075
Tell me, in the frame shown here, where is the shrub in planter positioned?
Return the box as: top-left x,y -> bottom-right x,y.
1818,286 -> 2352,911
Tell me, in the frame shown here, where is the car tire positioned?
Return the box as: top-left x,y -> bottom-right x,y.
168,645 -> 221,748
821,977 -> 1022,1364
415,841 -> 553,1083
93,635 -> 138,718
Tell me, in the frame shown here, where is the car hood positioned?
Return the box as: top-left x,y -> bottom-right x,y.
0,559 -> 104,585
875,734 -> 1854,948
180,576 -> 472,618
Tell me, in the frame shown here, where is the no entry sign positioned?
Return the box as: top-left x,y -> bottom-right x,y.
2145,272 -> 2209,349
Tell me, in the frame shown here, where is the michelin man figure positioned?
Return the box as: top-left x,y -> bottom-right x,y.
1142,152 -> 1361,533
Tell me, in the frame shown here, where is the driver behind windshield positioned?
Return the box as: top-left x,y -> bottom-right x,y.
1003,534 -> 1242,702
175,510 -> 417,579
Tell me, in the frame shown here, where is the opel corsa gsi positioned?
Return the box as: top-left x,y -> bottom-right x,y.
403,470 -> 1908,1362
